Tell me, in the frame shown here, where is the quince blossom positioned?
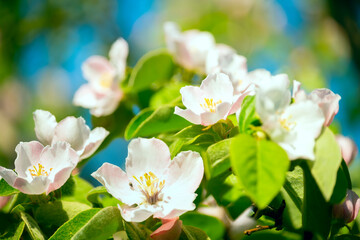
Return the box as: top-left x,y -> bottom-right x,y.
175,73 -> 247,126
73,38 -> 128,117
336,135 -> 358,166
333,189 -> 360,223
293,80 -> 341,126
206,44 -> 250,95
256,76 -> 325,160
33,110 -> 109,161
164,22 -> 215,73
0,141 -> 78,195
92,138 -> 204,222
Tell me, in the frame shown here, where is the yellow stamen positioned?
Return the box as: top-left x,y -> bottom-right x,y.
279,115 -> 296,131
99,72 -> 113,88
133,171 -> 165,204
28,163 -> 52,177
200,98 -> 222,113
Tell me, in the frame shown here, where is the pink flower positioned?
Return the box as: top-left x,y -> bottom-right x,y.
150,218 -> 183,240
336,135 -> 358,166
333,189 -> 360,223
175,73 -> 248,126
0,141 -> 78,195
92,138 -> 204,222
33,110 -> 109,161
292,80 -> 341,126
73,38 -> 128,117
164,22 -> 215,74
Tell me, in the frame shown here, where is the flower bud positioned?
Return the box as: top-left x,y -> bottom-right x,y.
150,218 -> 183,240
336,135 -> 358,166
333,189 -> 360,223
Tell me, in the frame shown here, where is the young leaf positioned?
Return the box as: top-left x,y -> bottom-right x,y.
230,134 -> 290,209
311,128 -> 342,201
20,211 -> 46,240
238,95 -> 257,133
0,178 -> 20,196
206,139 -> 231,178
180,212 -> 225,240
123,221 -> 148,240
49,207 -> 123,240
125,105 -> 191,140
61,175 -> 93,205
128,49 -> 175,92
180,225 -> 209,240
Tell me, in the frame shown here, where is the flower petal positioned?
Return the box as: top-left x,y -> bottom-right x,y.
73,84 -> 99,109
200,73 -> 233,103
174,107 -> 201,125
14,141 -> 44,178
91,163 -> 143,205
125,138 -> 171,178
82,56 -> 115,84
53,117 -> 90,151
89,87 -> 123,117
200,102 -> 231,126
150,218 -> 183,240
0,167 -> 18,187
33,110 -> 57,145
109,38 -> 129,79
13,176 -> 50,195
179,86 -> 205,113
119,204 -> 156,222
80,127 -> 109,160
336,135 -> 358,166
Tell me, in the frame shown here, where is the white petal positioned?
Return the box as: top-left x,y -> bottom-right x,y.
89,87 -> 123,117
82,56 -> 115,84
73,84 -> 99,109
126,138 -> 171,178
179,86 -> 205,113
174,107 -> 201,125
14,141 -> 44,178
0,167 -> 18,187
200,73 -> 233,104
200,102 -> 231,126
80,127 -> 109,160
119,204 -> 156,222
91,163 -> 143,205
53,117 -> 90,151
13,176 -> 50,195
109,38 -> 129,79
33,110 -> 57,145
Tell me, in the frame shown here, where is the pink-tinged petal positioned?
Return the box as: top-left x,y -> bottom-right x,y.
119,204 -> 156,222
200,102 -> 231,126
200,73 -> 233,103
82,56 -> 115,83
157,193 -> 197,219
174,107 -> 201,125
46,165 -> 77,195
0,167 -> 18,187
165,151 -> 204,193
309,89 -> 341,126
150,218 -> 183,240
333,190 -> 360,223
53,117 -> 90,151
109,38 -> 128,79
33,110 -> 57,145
336,135 -> 358,166
80,127 -> 109,160
91,163 -> 143,205
164,22 -> 181,54
13,176 -> 50,195
179,86 -> 205,113
39,141 -> 78,176
126,138 -> 171,178
228,92 -> 249,115
89,87 -> 123,117
73,84 -> 99,109
14,141 -> 44,178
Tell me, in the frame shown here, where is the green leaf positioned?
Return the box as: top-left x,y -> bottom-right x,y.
125,105 -> 191,140
0,178 -> 20,196
35,200 -> 91,228
49,207 -> 123,240
20,211 -> 46,240
311,128 -> 342,201
128,49 -> 175,92
62,175 -> 93,205
0,213 -> 25,240
207,139 -> 231,177
335,235 -> 360,240
238,95 -> 257,133
180,225 -> 209,240
302,162 -> 332,239
86,186 -> 108,207
123,221 -> 148,240
180,212 -> 225,240
230,134 -> 290,209
329,165 -> 348,204
150,82 -> 185,108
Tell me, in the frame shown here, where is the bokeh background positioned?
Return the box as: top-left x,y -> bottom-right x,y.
1,0 -> 360,186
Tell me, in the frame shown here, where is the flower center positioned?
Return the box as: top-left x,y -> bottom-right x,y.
279,115 -> 296,131
28,163 -> 53,177
200,98 -> 222,113
133,171 -> 165,205
99,72 -> 114,89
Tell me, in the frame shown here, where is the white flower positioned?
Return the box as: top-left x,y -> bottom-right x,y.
164,22 -> 215,73
206,44 -> 250,95
293,80 -> 341,126
0,141 -> 78,195
175,73 -> 248,126
256,77 -> 325,160
33,110 -> 109,161
92,138 -> 204,222
73,38 -> 128,117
